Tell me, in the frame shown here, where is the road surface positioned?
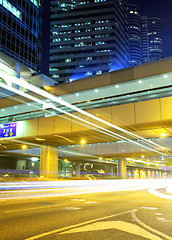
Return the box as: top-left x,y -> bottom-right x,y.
0,181 -> 172,240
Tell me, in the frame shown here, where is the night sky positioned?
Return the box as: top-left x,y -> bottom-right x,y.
128,0 -> 172,58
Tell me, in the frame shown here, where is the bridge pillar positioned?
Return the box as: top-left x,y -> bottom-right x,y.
117,157 -> 127,179
75,162 -> 80,177
105,165 -> 114,177
40,145 -> 58,179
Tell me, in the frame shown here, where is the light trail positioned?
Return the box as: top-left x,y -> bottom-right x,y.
0,71 -> 171,155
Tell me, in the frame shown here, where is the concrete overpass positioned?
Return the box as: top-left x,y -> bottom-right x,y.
1,57 -> 172,178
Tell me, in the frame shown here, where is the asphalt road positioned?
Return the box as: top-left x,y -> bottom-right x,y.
0,187 -> 172,240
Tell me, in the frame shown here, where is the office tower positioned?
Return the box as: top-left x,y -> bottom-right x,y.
127,4 -> 142,66
141,16 -> 149,63
147,17 -> 163,62
49,0 -> 128,83
0,0 -> 41,72
127,4 -> 163,66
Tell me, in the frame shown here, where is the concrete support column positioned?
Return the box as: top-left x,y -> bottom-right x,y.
110,165 -> 113,177
130,168 -> 135,178
105,165 -> 114,177
40,145 -> 58,179
117,157 -> 127,179
75,162 -> 80,177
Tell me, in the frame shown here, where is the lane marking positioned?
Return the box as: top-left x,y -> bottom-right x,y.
148,188 -> 172,200
157,218 -> 166,221
140,207 -> 158,210
84,201 -> 98,204
59,220 -> 162,240
24,209 -> 133,240
70,199 -> 86,202
131,209 -> 172,240
4,203 -> 66,213
155,213 -> 163,216
62,207 -> 81,210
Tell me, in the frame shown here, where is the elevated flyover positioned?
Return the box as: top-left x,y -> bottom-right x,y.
1,57 -> 172,178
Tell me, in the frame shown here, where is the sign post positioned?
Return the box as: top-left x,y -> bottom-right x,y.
0,123 -> 17,138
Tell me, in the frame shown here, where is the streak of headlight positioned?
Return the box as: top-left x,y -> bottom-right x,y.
2,82 -> 166,156
0,88 -> 124,144
0,73 -> 170,155
0,79 -> 125,142
0,77 -> 168,155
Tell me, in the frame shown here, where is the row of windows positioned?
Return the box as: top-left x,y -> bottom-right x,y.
1,43 -> 38,65
0,0 -> 21,19
1,36 -> 38,57
0,13 -> 39,35
52,36 -> 111,42
50,55 -> 114,64
0,25 -> 39,49
52,22 -> 115,29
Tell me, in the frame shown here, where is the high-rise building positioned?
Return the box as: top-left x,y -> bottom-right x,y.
0,0 -> 42,72
140,16 -> 149,63
127,4 -> 163,66
49,0 -> 128,83
147,17 -> 163,62
127,4 -> 142,66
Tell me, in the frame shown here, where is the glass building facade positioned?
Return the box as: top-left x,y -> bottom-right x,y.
49,0 -> 128,83
141,16 -> 149,63
127,5 -> 163,66
147,17 -> 163,62
127,4 -> 142,66
0,0 -> 41,72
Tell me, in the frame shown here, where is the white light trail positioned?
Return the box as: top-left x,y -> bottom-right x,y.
0,73 -> 171,155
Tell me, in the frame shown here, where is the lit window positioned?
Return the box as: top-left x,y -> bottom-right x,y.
49,68 -> 59,71
0,0 -> 21,19
85,72 -> 93,76
52,74 -> 59,78
53,38 -> 61,42
65,58 -> 71,62
30,0 -> 39,7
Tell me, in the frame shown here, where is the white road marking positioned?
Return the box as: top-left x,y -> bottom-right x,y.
59,220 -> 162,240
84,201 -> 98,204
5,203 -> 66,213
24,209 -> 133,240
131,209 -> 172,240
155,213 -> 162,216
148,188 -> 172,200
140,207 -> 158,210
62,207 -> 81,210
157,218 -> 166,221
70,199 -> 86,202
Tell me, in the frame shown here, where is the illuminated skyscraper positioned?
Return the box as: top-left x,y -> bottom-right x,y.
49,0 -> 128,83
0,0 -> 41,72
127,4 -> 163,66
147,17 -> 163,62
127,4 -> 142,66
140,16 -> 149,63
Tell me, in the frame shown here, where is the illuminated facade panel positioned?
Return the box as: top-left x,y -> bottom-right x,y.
0,0 -> 42,72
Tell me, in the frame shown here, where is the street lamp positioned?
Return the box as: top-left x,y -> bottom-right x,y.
80,139 -> 86,145
161,132 -> 166,137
